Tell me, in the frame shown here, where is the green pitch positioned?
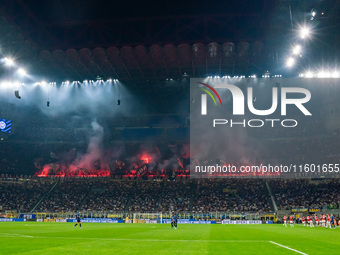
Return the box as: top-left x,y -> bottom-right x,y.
0,222 -> 339,254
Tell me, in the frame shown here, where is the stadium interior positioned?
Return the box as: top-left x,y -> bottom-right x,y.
0,1 -> 340,254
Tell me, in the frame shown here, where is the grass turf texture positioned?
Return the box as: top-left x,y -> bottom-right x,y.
0,223 -> 339,254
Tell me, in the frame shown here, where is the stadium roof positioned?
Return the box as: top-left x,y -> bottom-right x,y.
0,0 -> 339,81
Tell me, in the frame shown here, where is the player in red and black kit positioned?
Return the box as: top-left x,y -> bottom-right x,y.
301,216 -> 306,227
289,215 -> 294,227
315,215 -> 319,227
322,214 -> 326,227
326,214 -> 331,229
306,215 -> 310,227
283,215 -> 287,227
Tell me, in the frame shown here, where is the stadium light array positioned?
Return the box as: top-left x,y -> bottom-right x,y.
0,81 -> 23,88
0,81 -> 12,88
305,72 -> 313,78
317,71 -> 331,78
299,70 -> 340,78
332,71 -> 340,78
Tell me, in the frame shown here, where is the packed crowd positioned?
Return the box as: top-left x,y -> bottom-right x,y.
271,179 -> 340,210
0,179 -> 53,211
158,181 -> 192,212
1,178 -> 339,214
83,180 -> 133,212
192,179 -> 271,213
38,179 -> 92,212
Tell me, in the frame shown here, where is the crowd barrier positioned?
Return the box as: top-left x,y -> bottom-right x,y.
0,218 -> 265,224
20,214 -> 36,219
222,220 -> 262,224
0,218 -> 26,222
161,219 -> 216,224
67,218 -> 124,223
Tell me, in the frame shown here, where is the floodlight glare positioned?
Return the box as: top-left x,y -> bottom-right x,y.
292,45 -> 302,55
332,72 -> 340,78
305,72 -> 313,78
1,81 -> 14,88
3,57 -> 15,67
286,57 -> 295,67
18,68 -> 27,76
317,71 -> 331,78
300,27 -> 311,39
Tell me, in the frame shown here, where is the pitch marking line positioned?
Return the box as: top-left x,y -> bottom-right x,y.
0,235 -> 267,243
0,233 -> 34,238
269,241 -> 308,255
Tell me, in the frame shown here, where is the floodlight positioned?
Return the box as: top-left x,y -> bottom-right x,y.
286,57 -> 295,67
3,57 -> 15,67
18,68 -> 27,76
300,27 -> 311,39
292,45 -> 301,55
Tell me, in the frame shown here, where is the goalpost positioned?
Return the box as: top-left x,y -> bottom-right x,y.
132,213 -> 163,224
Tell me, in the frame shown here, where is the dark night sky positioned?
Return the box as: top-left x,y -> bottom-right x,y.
2,0 -> 336,49
18,0 -> 269,23
1,0 -> 277,49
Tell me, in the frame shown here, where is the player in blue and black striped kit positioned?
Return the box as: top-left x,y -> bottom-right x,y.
171,213 -> 178,229
73,212 -> 82,229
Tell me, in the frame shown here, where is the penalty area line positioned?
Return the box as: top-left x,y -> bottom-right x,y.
269,241 -> 308,255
